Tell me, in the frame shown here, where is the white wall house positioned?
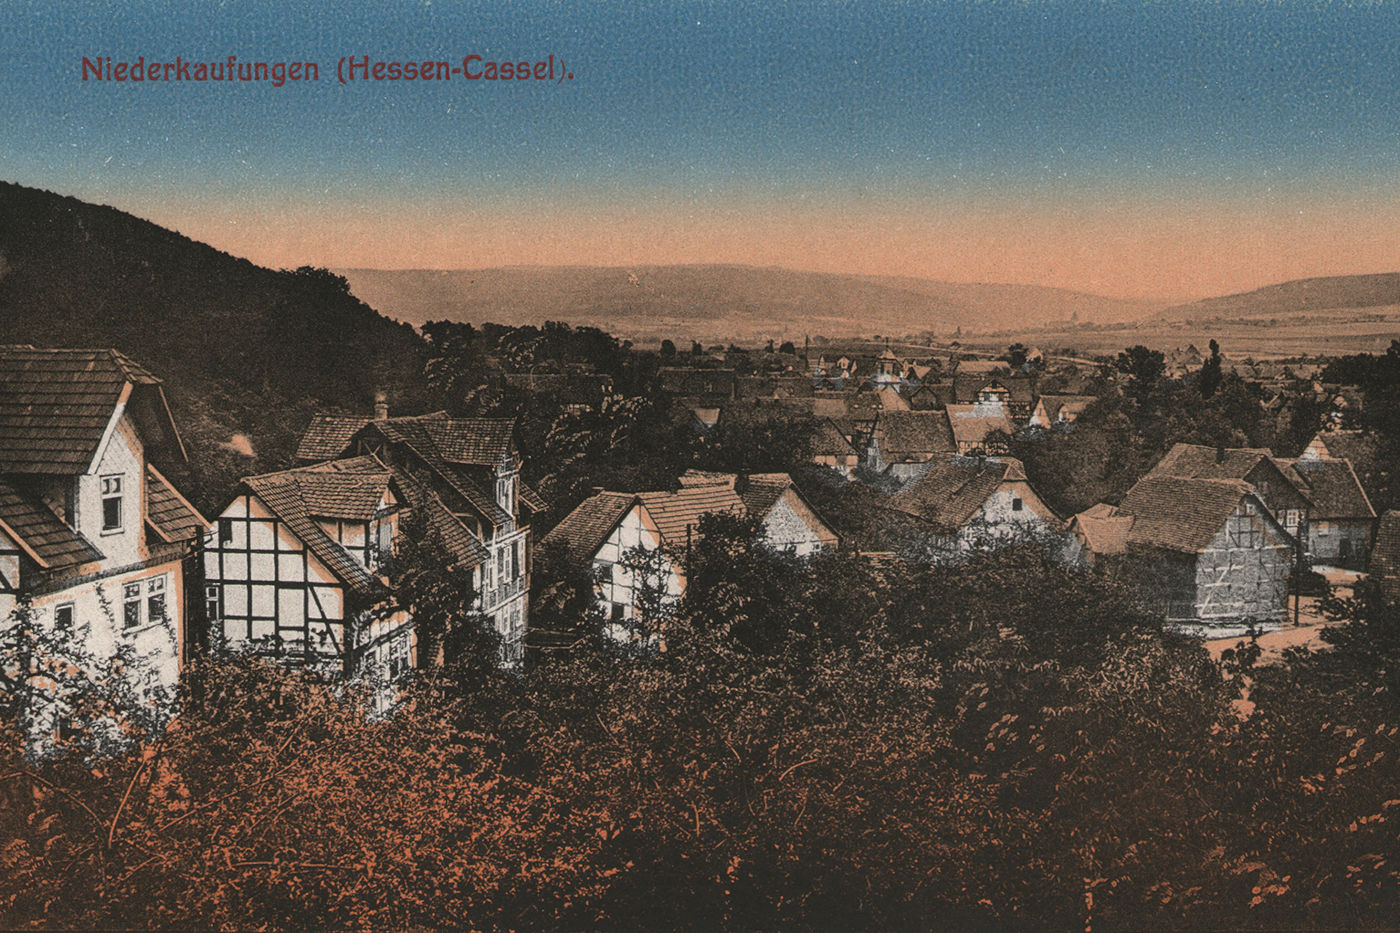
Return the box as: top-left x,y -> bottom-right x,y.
296,411 -> 540,666
203,456 -> 413,710
0,347 -> 205,750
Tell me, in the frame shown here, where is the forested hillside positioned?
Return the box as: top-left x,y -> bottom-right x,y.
0,181 -> 428,510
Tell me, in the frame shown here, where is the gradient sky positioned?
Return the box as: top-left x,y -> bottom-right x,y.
4,0 -> 1400,301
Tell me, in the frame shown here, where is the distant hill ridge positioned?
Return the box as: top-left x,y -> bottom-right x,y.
334,265 -> 1167,340
1156,272 -> 1400,323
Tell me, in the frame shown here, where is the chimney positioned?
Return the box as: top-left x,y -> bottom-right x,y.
373,390 -> 389,421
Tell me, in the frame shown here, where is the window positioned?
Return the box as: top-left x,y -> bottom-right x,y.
54,603 -> 74,633
205,583 -> 220,622
1011,497 -> 1023,512
1284,509 -> 1300,529
101,475 -> 124,533
147,576 -> 167,626
388,637 -> 410,680
219,517 -> 234,545
123,583 -> 142,630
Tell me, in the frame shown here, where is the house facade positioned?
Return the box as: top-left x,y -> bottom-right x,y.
0,347 -> 205,744
541,471 -> 838,639
886,455 -> 1065,563
296,411 -> 537,664
203,457 -> 414,702
1083,475 -> 1295,635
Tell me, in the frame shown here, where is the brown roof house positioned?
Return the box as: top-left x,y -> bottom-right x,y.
291,410 -> 539,664
1027,394 -> 1096,431
0,346 -> 206,749
886,455 -> 1066,564
541,471 -> 837,643
203,456 -> 420,710
1073,474 -> 1296,635
1279,451 -> 1376,571
862,410 -> 957,486
1145,443 -> 1314,545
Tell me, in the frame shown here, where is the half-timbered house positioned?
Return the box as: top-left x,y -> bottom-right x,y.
296,411 -> 539,663
1081,475 -> 1296,634
202,457 -> 414,702
0,346 -> 205,743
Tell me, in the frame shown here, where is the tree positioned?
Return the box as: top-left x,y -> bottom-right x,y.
778,340 -> 796,355
1197,338 -> 1223,398
1115,344 -> 1166,390
659,339 -> 677,360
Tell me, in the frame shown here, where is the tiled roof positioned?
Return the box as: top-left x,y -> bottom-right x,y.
1116,475 -> 1264,554
738,473 -> 792,518
0,478 -> 101,569
873,411 -> 956,462
1371,511 -> 1400,604
295,416 -> 370,461
0,346 -> 169,474
145,465 -> 208,543
242,464 -> 383,597
658,367 -> 736,398
519,482 -> 548,514
1282,457 -> 1376,520
389,468 -> 490,570
888,456 -> 1022,533
539,491 -> 638,561
1071,504 -> 1134,557
637,484 -> 746,549
946,406 -> 1015,450
811,419 -> 856,457
287,456 -> 395,521
423,417 -> 515,466
1146,443 -> 1278,482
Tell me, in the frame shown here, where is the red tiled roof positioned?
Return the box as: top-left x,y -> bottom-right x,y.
1117,475 -> 1268,554
295,415 -> 370,461
637,484 -> 746,549
872,410 -> 956,462
1282,457 -> 1376,520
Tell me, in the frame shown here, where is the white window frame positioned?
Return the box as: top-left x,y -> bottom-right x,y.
101,475 -> 124,534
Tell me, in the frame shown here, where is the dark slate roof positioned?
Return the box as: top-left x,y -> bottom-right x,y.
888,456 -> 1024,533
1116,475 -> 1263,554
0,346 -> 180,474
145,465 -> 208,543
539,491 -> 638,560
1371,511 -> 1400,604
0,479 -> 101,569
296,416 -> 370,461
1282,457 -> 1376,520
242,464 -> 383,597
873,411 -> 956,462
637,484 -> 746,549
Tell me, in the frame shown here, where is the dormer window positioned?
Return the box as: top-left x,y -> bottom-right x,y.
101,475 -> 124,533
496,473 -> 515,515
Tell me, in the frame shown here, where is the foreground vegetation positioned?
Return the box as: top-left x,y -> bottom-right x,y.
3,524 -> 1398,931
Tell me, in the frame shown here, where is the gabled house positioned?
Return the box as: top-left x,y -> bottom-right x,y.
540,471 -> 837,637
0,346 -> 205,742
1144,443 -> 1312,543
1027,395 -> 1096,430
202,457 -> 417,704
1303,429 -> 1389,511
862,410 -> 957,485
1079,475 -> 1296,634
296,411 -> 538,662
886,455 -> 1064,563
945,404 -> 1016,456
810,418 -> 859,478
1279,453 -> 1377,570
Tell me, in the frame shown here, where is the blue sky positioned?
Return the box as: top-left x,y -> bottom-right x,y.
4,1 -> 1400,299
